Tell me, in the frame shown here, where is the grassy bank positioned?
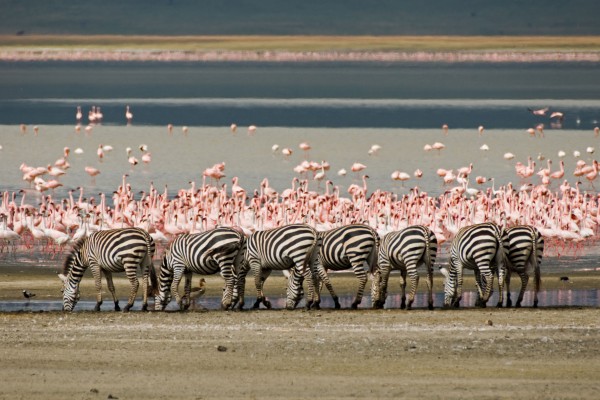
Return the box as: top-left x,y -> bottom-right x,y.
2,35 -> 600,53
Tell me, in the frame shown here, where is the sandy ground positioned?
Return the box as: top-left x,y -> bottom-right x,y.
1,266 -> 599,399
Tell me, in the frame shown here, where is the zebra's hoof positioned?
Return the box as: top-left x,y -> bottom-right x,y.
94,305 -> 101,312
496,303 -> 503,308
264,300 -> 272,309
351,303 -> 359,310
506,300 -> 513,307
141,304 -> 148,312
428,304 -> 434,311
123,305 -> 131,313
114,302 -> 121,312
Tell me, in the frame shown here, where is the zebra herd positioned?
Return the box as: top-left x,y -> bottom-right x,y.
59,222 -> 544,312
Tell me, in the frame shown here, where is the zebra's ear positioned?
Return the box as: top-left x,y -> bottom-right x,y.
58,273 -> 67,283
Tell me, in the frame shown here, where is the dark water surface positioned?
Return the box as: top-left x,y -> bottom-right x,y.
1,61 -> 599,129
2,288 -> 598,312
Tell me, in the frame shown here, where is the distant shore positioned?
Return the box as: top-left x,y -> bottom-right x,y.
2,49 -> 600,63
1,35 -> 599,63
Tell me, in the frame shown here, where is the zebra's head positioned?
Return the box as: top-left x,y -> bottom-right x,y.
439,261 -> 456,308
154,254 -> 173,311
59,238 -> 86,311
285,269 -> 304,310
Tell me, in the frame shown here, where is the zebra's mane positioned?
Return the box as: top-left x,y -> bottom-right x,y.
62,237 -> 86,275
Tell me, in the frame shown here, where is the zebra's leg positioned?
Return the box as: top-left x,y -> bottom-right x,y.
303,267 -> 317,310
170,266 -> 185,311
370,269 -> 381,309
425,259 -> 434,310
90,264 -> 104,311
104,272 -> 121,311
405,262 -> 420,310
232,259 -> 249,310
219,262 -> 235,310
399,268 -> 407,310
516,271 -> 529,308
453,264 -> 464,308
252,261 -> 271,309
182,272 -> 193,311
478,267 -> 494,308
505,270 -> 513,307
375,258 -> 392,309
349,260 -> 368,310
473,268 -> 486,308
123,263 -> 140,312
141,264 -> 150,312
533,258 -> 541,308
315,262 -> 337,309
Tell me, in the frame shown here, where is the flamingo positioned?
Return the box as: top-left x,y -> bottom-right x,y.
431,142 -> 445,153
76,106 -> 82,123
126,147 -> 138,166
528,107 -> 549,116
550,111 -> 564,122
368,144 -> 382,155
550,160 -> 565,180
299,142 -> 311,158
230,123 -> 237,133
125,105 -> 133,124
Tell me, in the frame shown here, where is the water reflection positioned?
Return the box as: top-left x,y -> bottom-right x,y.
2,289 -> 598,312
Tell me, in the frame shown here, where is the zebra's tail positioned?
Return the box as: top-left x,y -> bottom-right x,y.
145,235 -> 158,297
424,227 -> 433,270
303,234 -> 322,274
368,227 -> 380,275
531,230 -> 542,293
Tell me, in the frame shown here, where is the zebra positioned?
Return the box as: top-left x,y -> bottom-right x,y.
232,224 -> 320,310
154,227 -> 246,311
311,224 -> 379,309
503,225 -> 544,308
58,227 -> 157,312
440,222 -> 507,308
371,225 -> 438,310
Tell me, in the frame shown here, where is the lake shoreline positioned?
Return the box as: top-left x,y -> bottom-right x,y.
2,49 -> 600,63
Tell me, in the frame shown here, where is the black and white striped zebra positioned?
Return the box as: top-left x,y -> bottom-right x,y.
232,224 -> 320,310
311,224 -> 379,309
371,225 -> 438,310
155,227 -> 245,311
440,222 -> 507,308
503,225 -> 544,308
59,227 -> 157,312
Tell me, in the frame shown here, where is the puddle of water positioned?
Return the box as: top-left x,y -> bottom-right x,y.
2,289 -> 598,312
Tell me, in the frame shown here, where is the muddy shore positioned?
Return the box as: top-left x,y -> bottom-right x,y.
1,265 -> 599,399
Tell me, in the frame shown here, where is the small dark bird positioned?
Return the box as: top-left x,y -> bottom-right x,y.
22,290 -> 36,299
559,276 -> 570,282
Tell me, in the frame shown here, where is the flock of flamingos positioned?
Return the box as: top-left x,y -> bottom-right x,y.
2,105 -> 600,266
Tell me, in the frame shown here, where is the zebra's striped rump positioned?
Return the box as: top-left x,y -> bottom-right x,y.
442,222 -> 506,308
59,227 -> 156,312
372,225 -> 438,310
155,227 -> 245,311
312,224 -> 379,309
503,225 -> 544,308
233,224 -> 320,310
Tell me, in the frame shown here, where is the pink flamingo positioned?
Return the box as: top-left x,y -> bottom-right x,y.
125,105 -> 133,124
